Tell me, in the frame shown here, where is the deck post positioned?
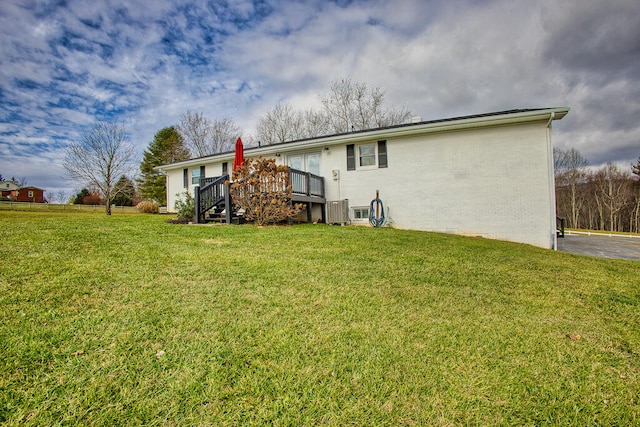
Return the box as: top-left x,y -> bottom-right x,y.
194,188 -> 201,224
306,202 -> 312,223
224,182 -> 232,225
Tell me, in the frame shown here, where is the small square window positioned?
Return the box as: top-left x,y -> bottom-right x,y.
352,207 -> 369,220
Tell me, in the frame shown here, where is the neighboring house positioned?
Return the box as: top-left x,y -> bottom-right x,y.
0,182 -> 46,203
0,180 -> 20,199
14,186 -> 45,203
158,108 -> 569,249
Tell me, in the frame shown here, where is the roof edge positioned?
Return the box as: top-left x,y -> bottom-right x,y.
157,107 -> 569,171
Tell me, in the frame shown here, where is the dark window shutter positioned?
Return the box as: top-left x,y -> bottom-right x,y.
183,168 -> 188,188
346,144 -> 355,171
378,140 -> 387,168
199,166 -> 205,185
222,162 -> 228,175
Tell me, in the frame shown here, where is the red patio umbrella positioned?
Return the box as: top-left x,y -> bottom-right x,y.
233,137 -> 244,172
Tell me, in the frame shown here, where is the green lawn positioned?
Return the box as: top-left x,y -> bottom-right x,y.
0,212 -> 638,426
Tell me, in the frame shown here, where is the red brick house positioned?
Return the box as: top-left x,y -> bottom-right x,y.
14,186 -> 46,203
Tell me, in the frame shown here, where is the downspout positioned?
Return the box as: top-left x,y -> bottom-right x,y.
546,112 -> 557,250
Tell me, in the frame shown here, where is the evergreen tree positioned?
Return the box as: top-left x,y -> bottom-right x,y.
137,126 -> 190,204
111,175 -> 136,206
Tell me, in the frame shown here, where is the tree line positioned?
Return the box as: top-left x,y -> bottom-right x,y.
555,148 -> 640,233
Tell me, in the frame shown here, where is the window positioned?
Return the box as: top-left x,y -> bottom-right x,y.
352,207 -> 369,220
359,144 -> 376,167
222,162 -> 228,175
306,153 -> 320,176
192,167 -> 204,185
347,140 -> 388,170
28,190 -> 34,198
183,169 -> 188,188
288,154 -> 303,170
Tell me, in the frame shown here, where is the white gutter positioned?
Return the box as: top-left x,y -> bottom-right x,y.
546,111 -> 557,250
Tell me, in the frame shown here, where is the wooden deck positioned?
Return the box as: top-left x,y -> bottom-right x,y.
195,167 -> 325,224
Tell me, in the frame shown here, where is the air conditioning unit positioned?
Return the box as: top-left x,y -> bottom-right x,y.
326,199 -> 349,225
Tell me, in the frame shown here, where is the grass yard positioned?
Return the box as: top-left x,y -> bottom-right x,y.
0,211 -> 638,426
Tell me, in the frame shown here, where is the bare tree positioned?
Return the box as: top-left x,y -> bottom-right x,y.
256,103 -> 300,144
63,122 -> 136,215
210,116 -> 240,154
322,78 -> 411,133
631,182 -> 640,234
554,147 -> 589,228
553,147 -> 567,172
633,157 -> 640,233
56,190 -> 68,204
178,110 -> 239,157
256,78 -> 410,144
256,104 -> 330,145
299,109 -> 330,141
593,163 -> 632,231
178,110 -> 211,157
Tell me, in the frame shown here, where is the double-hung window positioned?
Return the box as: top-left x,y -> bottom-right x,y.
346,140 -> 388,170
191,169 -> 201,185
192,166 -> 205,185
359,144 -> 376,167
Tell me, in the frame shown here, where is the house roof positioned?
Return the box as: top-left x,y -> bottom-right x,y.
157,107 -> 569,171
0,180 -> 20,189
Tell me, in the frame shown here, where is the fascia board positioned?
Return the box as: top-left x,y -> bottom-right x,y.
263,107 -> 569,152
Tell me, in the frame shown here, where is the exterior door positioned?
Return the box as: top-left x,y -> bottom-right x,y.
288,152 -> 320,175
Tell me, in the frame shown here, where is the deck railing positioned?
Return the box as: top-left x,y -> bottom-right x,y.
195,174 -> 229,223
289,169 -> 325,198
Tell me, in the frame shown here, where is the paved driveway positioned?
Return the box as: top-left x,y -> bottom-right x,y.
557,233 -> 640,261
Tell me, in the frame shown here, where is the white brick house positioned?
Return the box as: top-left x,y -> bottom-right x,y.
157,108 -> 569,249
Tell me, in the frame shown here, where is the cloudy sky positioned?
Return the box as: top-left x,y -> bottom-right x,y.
1,0 -> 638,196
